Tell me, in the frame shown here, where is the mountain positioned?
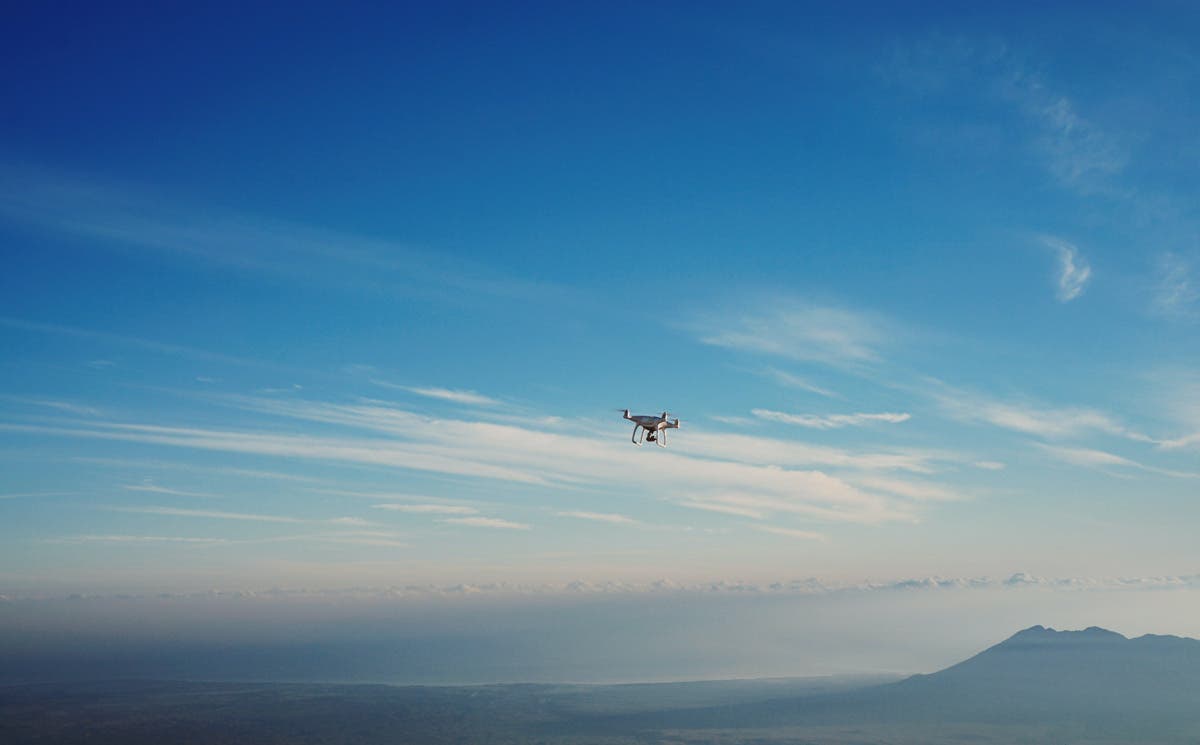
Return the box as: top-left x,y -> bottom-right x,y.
870,625 -> 1200,725
603,626 -> 1200,737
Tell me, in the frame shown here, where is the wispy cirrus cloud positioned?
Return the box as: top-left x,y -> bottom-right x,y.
1159,433 -> 1200,450
556,511 -> 639,525
230,395 -> 952,484
1145,371 -> 1200,451
847,475 -> 962,502
1036,443 -> 1198,479
121,483 -> 224,499
932,385 -> 1145,441
1151,252 -> 1198,320
441,516 -> 530,530
47,534 -> 229,545
885,35 -> 1128,194
105,505 -> 379,525
375,383 -> 500,407
1016,88 -> 1127,194
0,491 -> 75,500
107,505 -> 307,523
694,300 -> 892,367
752,409 -> 911,429
0,317 -> 271,370
1036,443 -> 1138,469
0,164 -> 557,303
762,367 -> 838,398
328,517 -> 376,527
753,525 -> 826,541
0,396 -> 102,417
1041,235 -> 1092,302
51,531 -> 410,549
76,457 -> 321,484
2,389 -> 963,527
973,461 -> 1007,471
670,490 -> 914,524
708,415 -> 755,426
373,503 -> 478,515
3,420 -> 555,485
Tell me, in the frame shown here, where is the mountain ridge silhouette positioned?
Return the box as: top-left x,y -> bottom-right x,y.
600,625 -> 1200,734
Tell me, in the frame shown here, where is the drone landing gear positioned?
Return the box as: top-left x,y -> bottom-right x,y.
631,426 -> 666,447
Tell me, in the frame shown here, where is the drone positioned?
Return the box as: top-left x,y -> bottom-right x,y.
622,409 -> 681,447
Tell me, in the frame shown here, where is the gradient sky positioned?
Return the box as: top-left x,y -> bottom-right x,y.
2,0 -> 1199,630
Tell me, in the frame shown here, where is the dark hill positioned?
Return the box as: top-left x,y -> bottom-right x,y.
866,625 -> 1200,727
600,626 -> 1200,736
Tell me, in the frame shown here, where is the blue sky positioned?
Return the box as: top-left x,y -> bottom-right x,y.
2,0 -> 1199,651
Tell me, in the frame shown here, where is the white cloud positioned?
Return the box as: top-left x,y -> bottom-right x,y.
983,404 -> 1119,438
373,381 -> 500,406
0,317 -> 270,370
752,409 -> 911,429
674,500 -> 766,519
1159,433 -> 1200,450
257,384 -> 303,395
672,490 -> 914,525
763,367 -> 837,397
695,300 -> 890,366
848,475 -> 962,502
373,503 -> 478,515
1041,235 -> 1091,302
708,415 -> 756,426
8,419 -> 554,485
78,457 -> 320,484
121,483 -> 223,499
932,386 -> 1142,441
0,165 -> 558,303
246,531 -> 408,548
441,516 -> 531,530
106,506 -> 384,525
1026,95 -> 1127,193
556,511 -> 639,525
1037,443 -> 1198,479
678,430 -> 945,474
1036,444 -> 1137,468
304,534 -> 406,547
1152,252 -> 1198,320
1146,371 -> 1200,450
107,506 -> 307,523
48,534 -> 229,545
328,516 -> 377,526
885,36 -> 1128,194
2,390 -> 972,531
0,396 -> 102,417
753,525 -> 826,541
973,460 -> 1007,471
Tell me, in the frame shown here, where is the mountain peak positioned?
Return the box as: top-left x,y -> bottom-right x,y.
1003,625 -> 1126,645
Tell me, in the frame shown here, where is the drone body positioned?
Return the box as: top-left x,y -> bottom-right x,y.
622,409 -> 680,447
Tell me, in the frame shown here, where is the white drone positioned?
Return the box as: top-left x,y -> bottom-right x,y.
622,409 -> 681,447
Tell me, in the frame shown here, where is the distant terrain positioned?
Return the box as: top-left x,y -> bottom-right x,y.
4,626 -> 1200,744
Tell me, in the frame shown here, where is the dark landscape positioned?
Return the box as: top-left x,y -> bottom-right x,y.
4,626 -> 1199,744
